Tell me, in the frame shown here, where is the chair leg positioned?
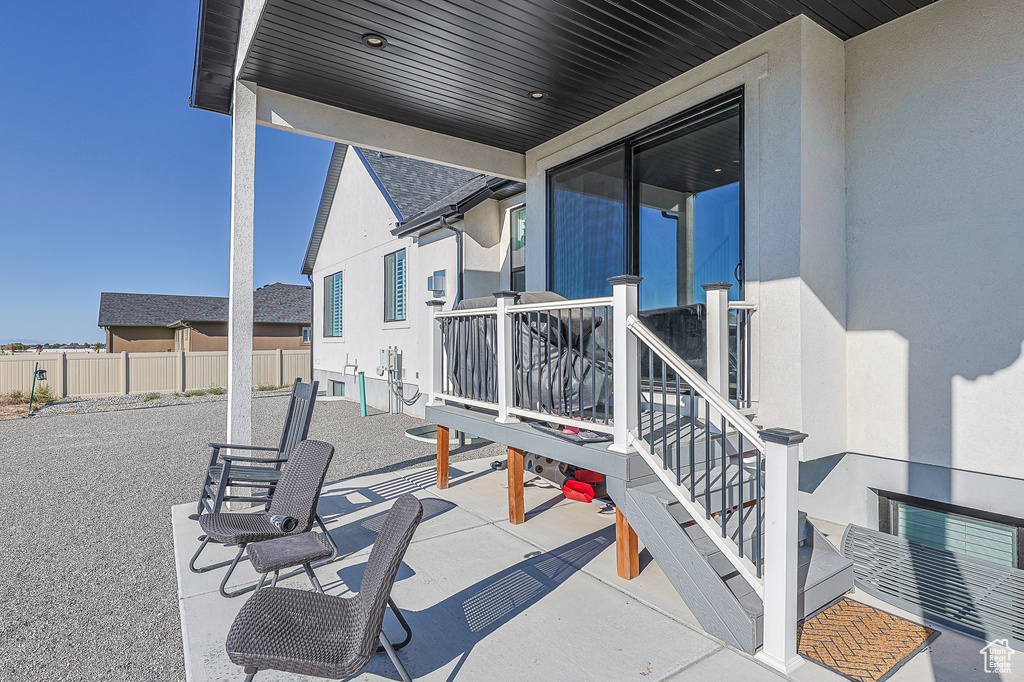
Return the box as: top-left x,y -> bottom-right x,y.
189,536 -> 251,574
379,633 -> 413,682
312,513 -> 339,566
377,598 -> 413,652
243,665 -> 258,681
303,564 -> 324,594
218,545 -> 259,599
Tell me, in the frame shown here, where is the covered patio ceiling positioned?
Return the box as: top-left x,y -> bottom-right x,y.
192,0 -> 935,153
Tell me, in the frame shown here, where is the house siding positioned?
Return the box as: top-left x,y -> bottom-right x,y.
311,145 -> 517,417
837,0 -> 1024,523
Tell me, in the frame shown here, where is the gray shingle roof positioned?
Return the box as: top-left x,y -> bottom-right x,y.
98,283 -> 311,327
358,148 -> 479,221
302,143 -> 507,275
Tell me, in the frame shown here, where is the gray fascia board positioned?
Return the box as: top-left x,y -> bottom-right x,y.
393,178 -> 516,237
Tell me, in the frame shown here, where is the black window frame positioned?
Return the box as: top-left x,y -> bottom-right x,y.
509,204 -> 526,291
877,489 -> 1024,569
544,87 -> 745,296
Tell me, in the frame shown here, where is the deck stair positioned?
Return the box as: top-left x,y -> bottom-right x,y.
609,475 -> 852,653
425,282 -> 853,662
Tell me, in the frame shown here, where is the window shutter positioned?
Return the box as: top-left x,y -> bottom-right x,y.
395,250 -> 406,320
333,273 -> 344,336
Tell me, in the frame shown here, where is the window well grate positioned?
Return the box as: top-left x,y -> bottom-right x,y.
842,525 -> 1024,650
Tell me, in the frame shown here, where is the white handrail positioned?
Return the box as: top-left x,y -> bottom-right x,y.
626,314 -> 764,450
630,434 -> 764,597
506,407 -> 615,434
434,392 -> 498,411
508,296 -> 614,313
434,306 -> 498,319
728,301 -> 757,311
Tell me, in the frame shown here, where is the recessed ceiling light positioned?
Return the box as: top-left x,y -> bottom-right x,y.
528,91 -> 547,101
714,168 -> 722,172
361,33 -> 388,49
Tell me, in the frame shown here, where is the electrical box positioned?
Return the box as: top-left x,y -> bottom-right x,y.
427,269 -> 446,297
378,347 -> 402,375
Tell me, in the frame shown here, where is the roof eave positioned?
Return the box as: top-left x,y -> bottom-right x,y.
392,178 -> 520,237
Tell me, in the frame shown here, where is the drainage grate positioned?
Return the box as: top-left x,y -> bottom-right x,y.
842,525 -> 1024,650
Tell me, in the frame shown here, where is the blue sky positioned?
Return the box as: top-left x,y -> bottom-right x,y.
0,3 -> 335,343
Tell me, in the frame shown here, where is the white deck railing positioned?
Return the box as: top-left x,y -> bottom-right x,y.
427,278 -> 804,668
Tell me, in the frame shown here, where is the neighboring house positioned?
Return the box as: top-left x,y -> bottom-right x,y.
301,145 -> 523,416
193,0 -> 1024,661
98,283 -> 311,353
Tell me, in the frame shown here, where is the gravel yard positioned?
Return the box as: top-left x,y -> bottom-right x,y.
0,396 -> 503,681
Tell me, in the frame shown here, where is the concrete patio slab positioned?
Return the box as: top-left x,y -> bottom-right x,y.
175,455 -> 1011,682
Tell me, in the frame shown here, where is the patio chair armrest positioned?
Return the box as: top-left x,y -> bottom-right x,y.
219,454 -> 289,464
209,443 -> 279,452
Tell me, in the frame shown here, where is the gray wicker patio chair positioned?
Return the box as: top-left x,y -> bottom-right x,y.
189,439 -> 337,598
225,494 -> 424,682
193,378 -> 318,518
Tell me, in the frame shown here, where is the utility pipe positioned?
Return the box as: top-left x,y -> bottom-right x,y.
358,371 -> 367,417
441,216 -> 464,305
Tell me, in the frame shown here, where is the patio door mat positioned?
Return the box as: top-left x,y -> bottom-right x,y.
797,598 -> 938,682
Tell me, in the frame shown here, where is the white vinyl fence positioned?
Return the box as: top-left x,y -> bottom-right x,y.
0,350 -> 310,398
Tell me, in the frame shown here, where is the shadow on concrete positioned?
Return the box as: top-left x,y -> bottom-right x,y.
339,528 -> 612,681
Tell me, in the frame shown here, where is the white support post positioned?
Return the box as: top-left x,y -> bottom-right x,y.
494,291 -> 520,424
702,282 -> 731,400
756,428 -> 807,675
226,79 -> 257,449
609,276 -> 641,453
426,300 -> 445,405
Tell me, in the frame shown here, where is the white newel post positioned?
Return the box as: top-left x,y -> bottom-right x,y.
609,276 -> 641,453
494,291 -> 520,424
757,427 -> 807,675
702,282 -> 731,400
426,300 -> 445,405
226,79 -> 257,452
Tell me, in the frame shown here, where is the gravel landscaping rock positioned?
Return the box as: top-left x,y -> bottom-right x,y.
0,396 -> 504,681
30,387 -> 291,418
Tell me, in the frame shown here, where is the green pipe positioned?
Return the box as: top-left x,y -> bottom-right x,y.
358,371 -> 367,417
28,362 -> 39,412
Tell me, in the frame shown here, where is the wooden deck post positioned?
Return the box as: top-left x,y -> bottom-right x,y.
436,425 -> 450,489
507,446 -> 524,524
616,508 -> 640,580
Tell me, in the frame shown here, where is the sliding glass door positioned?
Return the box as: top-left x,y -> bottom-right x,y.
633,95 -> 742,370
547,90 -> 743,371
549,145 -> 627,300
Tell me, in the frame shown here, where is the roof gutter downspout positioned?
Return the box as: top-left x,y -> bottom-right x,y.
307,274 -> 315,386
441,216 -> 464,305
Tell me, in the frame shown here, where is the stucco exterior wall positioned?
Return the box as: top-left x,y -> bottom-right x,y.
108,323 -> 306,353
841,0 -> 1024,513
311,147 -> 522,417
523,16 -> 848,460
107,327 -> 175,353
